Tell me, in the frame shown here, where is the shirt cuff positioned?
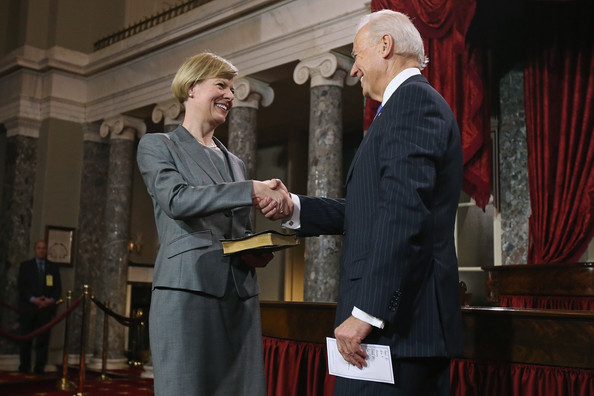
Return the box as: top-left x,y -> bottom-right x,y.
352,306 -> 385,329
282,193 -> 301,229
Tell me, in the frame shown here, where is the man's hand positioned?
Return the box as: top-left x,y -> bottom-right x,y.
252,180 -> 285,215
255,179 -> 294,220
32,296 -> 55,308
334,315 -> 373,369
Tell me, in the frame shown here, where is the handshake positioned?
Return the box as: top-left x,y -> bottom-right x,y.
252,179 -> 294,221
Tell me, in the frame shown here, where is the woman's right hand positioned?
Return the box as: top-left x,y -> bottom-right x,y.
252,180 -> 292,218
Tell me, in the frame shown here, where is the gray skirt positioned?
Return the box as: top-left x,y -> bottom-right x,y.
149,271 -> 266,396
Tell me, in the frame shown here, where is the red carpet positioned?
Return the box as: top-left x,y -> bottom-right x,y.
0,368 -> 153,395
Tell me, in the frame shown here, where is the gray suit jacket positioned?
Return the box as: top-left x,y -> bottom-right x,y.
136,126 -> 258,298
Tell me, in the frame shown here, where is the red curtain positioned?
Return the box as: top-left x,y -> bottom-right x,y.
524,2 -> 594,264
451,358 -> 594,396
499,295 -> 594,311
262,337 -> 594,395
368,0 -> 491,209
263,336 -> 335,396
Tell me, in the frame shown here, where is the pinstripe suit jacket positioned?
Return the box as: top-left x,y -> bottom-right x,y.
136,126 -> 258,299
299,74 -> 463,358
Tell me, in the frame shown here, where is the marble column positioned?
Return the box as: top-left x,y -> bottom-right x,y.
152,98 -> 184,133
0,117 -> 41,370
293,52 -> 357,302
89,115 -> 146,370
228,77 -> 274,179
228,77 -> 274,225
68,123 -> 110,360
499,69 -> 530,265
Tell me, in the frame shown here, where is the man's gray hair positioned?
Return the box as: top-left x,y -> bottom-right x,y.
357,10 -> 428,69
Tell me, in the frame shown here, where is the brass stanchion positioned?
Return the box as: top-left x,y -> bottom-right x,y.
100,301 -> 110,381
57,290 -> 76,390
74,285 -> 89,396
129,308 -> 144,368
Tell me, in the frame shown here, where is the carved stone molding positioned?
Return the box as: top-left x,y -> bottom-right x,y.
293,52 -> 358,88
99,115 -> 146,140
233,77 -> 274,109
152,99 -> 184,125
2,116 -> 42,138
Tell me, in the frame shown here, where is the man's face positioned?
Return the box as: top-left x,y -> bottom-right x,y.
34,242 -> 47,260
350,25 -> 382,101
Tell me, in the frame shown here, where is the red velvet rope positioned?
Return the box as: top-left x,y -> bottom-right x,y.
90,295 -> 146,327
0,297 -> 81,341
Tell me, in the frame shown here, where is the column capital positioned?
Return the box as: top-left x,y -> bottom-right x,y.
99,115 -> 146,140
152,99 -> 184,124
2,116 -> 42,138
293,52 -> 358,88
233,77 -> 274,109
82,122 -> 108,143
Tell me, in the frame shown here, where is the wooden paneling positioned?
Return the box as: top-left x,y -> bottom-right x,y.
260,301 -> 336,343
482,262 -> 594,303
461,307 -> 594,369
260,302 -> 594,369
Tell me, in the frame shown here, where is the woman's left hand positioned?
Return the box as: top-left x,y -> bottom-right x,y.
241,252 -> 274,268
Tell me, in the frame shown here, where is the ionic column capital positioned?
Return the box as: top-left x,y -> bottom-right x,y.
152,99 -> 184,124
293,52 -> 358,88
233,77 -> 274,109
82,122 -> 108,143
99,115 -> 146,140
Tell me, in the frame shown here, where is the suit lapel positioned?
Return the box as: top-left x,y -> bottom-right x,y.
345,75 -> 427,185
345,118 -> 379,185
172,126 -> 225,184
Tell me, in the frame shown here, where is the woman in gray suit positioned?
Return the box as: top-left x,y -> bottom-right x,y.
137,52 -> 285,396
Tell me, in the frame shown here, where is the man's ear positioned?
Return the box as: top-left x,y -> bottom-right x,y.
380,34 -> 394,59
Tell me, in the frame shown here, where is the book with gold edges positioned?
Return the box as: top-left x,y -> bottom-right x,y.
221,230 -> 299,256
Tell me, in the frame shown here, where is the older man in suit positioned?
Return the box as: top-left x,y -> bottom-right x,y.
261,9 -> 463,396
17,240 -> 62,374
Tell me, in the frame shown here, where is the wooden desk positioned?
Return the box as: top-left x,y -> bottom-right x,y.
462,306 -> 594,369
482,262 -> 594,303
260,301 -> 594,369
260,301 -> 335,343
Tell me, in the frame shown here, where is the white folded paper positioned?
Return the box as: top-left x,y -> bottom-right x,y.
326,337 -> 394,384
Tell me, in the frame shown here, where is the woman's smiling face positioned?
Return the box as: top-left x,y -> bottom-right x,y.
188,77 -> 235,127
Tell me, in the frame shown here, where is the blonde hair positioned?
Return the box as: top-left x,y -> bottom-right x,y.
171,52 -> 238,103
357,10 -> 428,70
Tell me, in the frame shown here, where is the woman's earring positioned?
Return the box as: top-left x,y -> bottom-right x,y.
189,93 -> 194,98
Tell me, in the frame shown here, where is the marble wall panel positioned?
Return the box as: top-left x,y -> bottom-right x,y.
499,69 -> 530,265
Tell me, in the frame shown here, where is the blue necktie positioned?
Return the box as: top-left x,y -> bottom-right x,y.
374,104 -> 383,120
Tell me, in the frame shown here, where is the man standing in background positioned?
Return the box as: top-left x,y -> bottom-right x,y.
17,240 -> 62,374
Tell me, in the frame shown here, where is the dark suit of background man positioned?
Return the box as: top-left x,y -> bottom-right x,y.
260,9 -> 464,396
17,240 -> 62,374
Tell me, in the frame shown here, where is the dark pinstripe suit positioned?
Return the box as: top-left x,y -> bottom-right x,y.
298,74 -> 463,395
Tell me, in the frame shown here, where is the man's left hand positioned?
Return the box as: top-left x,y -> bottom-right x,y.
334,315 -> 373,369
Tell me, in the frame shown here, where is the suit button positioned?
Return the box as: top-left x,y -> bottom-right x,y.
224,234 -> 231,239
224,210 -> 232,217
